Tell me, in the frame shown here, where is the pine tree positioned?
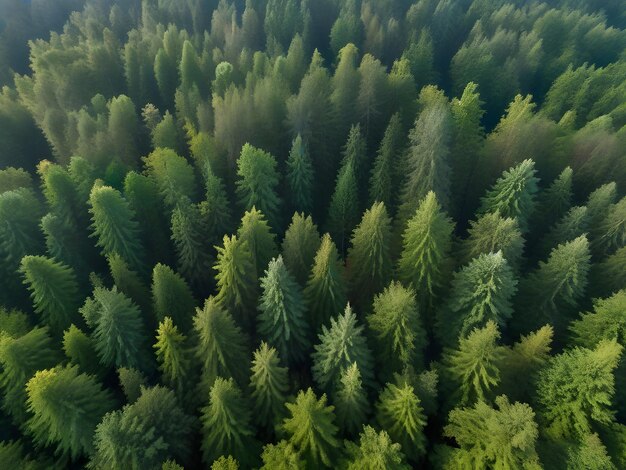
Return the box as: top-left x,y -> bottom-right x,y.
193,297 -> 249,390
89,185 -> 145,272
343,425 -> 410,470
538,205 -> 589,258
236,143 -> 282,229
587,182 -> 617,234
237,207 -> 278,277
312,304 -> 374,392
340,124 -> 368,200
41,212 -> 90,274
567,433 -> 617,470
258,256 -> 310,364
143,148 -> 198,210
367,281 -> 426,377
283,388 -> 340,468
117,367 -> 147,404
537,340 -> 622,439
369,113 -> 404,210
346,202 -> 392,305
437,252 -> 517,346
250,342 -> 289,429
303,234 -> 347,331
281,212 -> 321,286
376,381 -> 427,462
444,396 -> 540,469
19,255 -> 81,334
151,111 -> 184,153
592,196 -> 626,257
477,159 -> 539,232
589,246 -> 626,298
260,440 -> 305,470
25,365 -> 114,459
199,165 -> 233,244
570,290 -> 626,348
398,191 -> 454,311
63,324 -> 101,377
334,363 -> 369,436
154,317 -> 190,398
152,263 -> 196,332
108,253 -> 151,314
444,321 -> 505,405
211,455 -> 240,470
286,135 -> 314,214
37,161 -> 84,228
327,160 -> 359,255
213,235 -> 258,329
201,377 -> 259,468
534,166 -> 573,231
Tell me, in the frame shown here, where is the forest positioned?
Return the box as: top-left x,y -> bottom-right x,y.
0,0 -> 625,468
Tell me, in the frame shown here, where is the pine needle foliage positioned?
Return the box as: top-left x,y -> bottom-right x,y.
281,212 -> 321,286
250,342 -> 289,429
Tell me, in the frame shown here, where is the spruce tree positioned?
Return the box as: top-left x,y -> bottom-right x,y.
237,207 -> 278,277
63,324 -> 101,377
340,124 -> 368,200
327,160 -> 359,255
143,147 -> 198,210
25,365 -> 114,459
343,425 -> 410,470
477,159 -> 539,232
19,255 -> 81,334
108,253 -> 151,315
592,196 -> 626,257
312,304 -> 374,392
534,166 -> 573,231
437,252 -> 517,346
154,317 -> 190,398
367,281 -> 426,377
260,440 -> 305,470
286,134 -> 314,214
152,263 -> 196,332
537,205 -> 589,258
334,363 -> 369,436
589,246 -> 626,298
193,297 -> 249,390
586,182 -> 617,235
567,433 -> 617,470
570,290 -> 626,349
346,201 -> 392,305
201,377 -> 259,468
211,455 -> 240,470
376,381 -> 427,462
282,388 -> 340,468
258,256 -> 310,364
303,234 -> 347,331
117,367 -> 147,404
37,161 -> 84,227
369,113 -> 404,210
199,164 -> 233,244
281,212 -> 321,286
250,342 -> 289,429
41,212 -> 90,274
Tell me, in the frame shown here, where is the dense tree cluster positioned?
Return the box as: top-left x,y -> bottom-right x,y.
0,0 -> 626,468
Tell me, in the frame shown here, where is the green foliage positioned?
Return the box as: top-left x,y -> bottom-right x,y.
237,207 -> 278,276
567,433 -> 617,470
199,165 -> 232,243
327,160 -> 359,254
260,440 -> 305,470
63,324 -> 101,377
152,111 -> 183,153
250,342 -> 289,429
589,246 -> 626,298
152,263 -> 196,332
570,290 -> 626,348
534,166 -> 574,231
343,425 -> 410,470
117,367 -> 147,404
369,113 -> 404,210
211,455 -> 240,470
281,212 -> 321,286
143,147 -> 198,210
108,253 -> 151,314
286,135 -> 314,214
592,196 -> 626,257
334,363 -> 369,436
538,205 -> 589,257
154,317 -> 190,397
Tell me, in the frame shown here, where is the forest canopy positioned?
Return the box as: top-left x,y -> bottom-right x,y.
0,0 -> 626,468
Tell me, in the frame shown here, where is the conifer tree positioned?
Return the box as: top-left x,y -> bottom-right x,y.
211,455 -> 240,470
444,396 -> 541,469
437,252 -> 517,346
537,340 -> 622,439
567,433 -> 617,470
19,255 -> 81,334
570,290 -> 626,348
346,202 -> 392,304
88,185 -> 145,272
154,317 -> 190,398
589,246 -> 626,298
260,441 -> 305,470
587,182 -> 617,234
327,160 -> 359,255
63,324 -> 101,377
477,159 -> 539,232
237,207 -> 278,277
376,381 -> 427,462
334,363 -> 369,436
312,304 -> 374,392
250,342 -> 289,429
538,205 -> 589,258
592,196 -> 626,257
444,321 -> 505,405
398,191 -> 454,311
369,113 -> 404,210
286,135 -> 314,214
199,165 -> 233,244
143,148 -> 198,210
152,263 -> 196,332
236,143 -> 282,228
108,253 -> 151,314
341,124 -> 368,200
258,256 -> 309,364
330,43 -> 360,141
201,377 -> 259,468
41,212 -> 90,274
303,234 -> 347,331
193,297 -> 249,390
117,367 -> 147,404
282,388 -> 340,468
171,199 -> 212,287
25,365 -> 114,459
534,166 -> 573,231
343,425 -> 410,470
151,111 -> 184,154
281,212 -> 321,286
37,161 -> 83,227
367,281 -> 426,377
214,235 -> 258,328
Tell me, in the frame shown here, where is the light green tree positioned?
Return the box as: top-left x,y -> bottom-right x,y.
334,363 -> 369,436
343,425 -> 410,470
154,317 -> 190,398
250,342 -> 289,429
281,212 -> 321,286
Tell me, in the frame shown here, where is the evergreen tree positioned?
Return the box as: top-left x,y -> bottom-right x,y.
570,290 -> 626,348
154,317 -> 190,398
343,425 -> 410,470
303,234 -> 347,331
38,161 -> 83,228
250,342 -> 289,429
19,255 -> 80,334
152,111 -> 184,153
117,367 -> 147,404
88,185 -> 145,272
376,381 -> 427,462
567,433 -> 617,470
260,440 -> 305,470
108,253 -> 151,314
282,388 -> 340,468
199,165 -> 233,244
211,455 -> 240,470
25,365 -> 114,459
369,113 -> 404,210
477,159 -> 539,232
193,297 -> 249,390
537,340 -> 622,439
41,212 -> 90,274
534,166 -> 574,231
327,160 -> 359,255
334,363 -> 369,436
592,196 -> 626,257
201,377 -> 259,468
63,324 -> 101,377
589,246 -> 626,298
444,396 -> 541,469
286,135 -> 314,214
437,252 -> 517,346
237,207 -> 278,277
587,182 -> 617,235
258,256 -> 309,364
346,202 -> 392,305
340,124 -> 368,200
152,263 -> 196,332
367,281 -> 426,377
236,143 -> 282,228
143,148 -> 198,210
281,212 -> 321,286
330,43 -> 360,141
538,205 -> 589,258
312,304 -> 374,392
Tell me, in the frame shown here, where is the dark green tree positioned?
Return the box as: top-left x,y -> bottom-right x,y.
152,263 -> 196,332
108,254 -> 151,315
286,135 -> 314,214
327,160 -> 359,255
369,113 -> 404,210
237,207 -> 278,277
250,342 -> 289,429
63,324 -> 101,377
334,363 -> 369,436
281,212 -> 321,286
